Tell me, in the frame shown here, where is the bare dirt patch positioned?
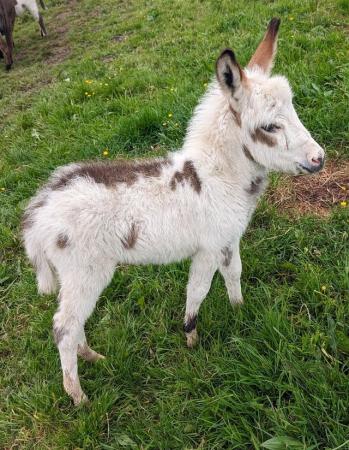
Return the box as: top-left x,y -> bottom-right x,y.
46,43 -> 70,65
267,159 -> 349,217
112,34 -> 130,43
15,11 -> 72,67
101,54 -> 117,63
43,8 -> 74,65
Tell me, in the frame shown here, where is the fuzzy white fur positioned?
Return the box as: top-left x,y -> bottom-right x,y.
23,21 -> 325,404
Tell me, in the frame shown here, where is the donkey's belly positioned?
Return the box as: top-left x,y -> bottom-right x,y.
112,221 -> 200,265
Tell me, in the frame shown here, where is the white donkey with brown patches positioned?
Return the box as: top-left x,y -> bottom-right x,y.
23,18 -> 325,405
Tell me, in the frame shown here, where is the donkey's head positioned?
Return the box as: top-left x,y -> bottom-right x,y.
216,18 -> 325,175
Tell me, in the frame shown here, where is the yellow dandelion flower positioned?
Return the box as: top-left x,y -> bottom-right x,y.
103,149 -> 109,156
289,16 -> 294,21
87,94 -> 91,97
340,201 -> 347,207
85,92 -> 89,95
1,187 -> 5,191
168,113 -> 173,118
321,285 -> 327,292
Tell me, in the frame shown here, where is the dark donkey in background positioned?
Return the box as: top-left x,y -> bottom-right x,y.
0,0 -> 16,70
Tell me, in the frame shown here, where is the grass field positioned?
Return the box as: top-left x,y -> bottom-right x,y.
0,0 -> 348,448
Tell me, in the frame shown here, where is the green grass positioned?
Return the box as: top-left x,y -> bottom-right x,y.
0,0 -> 348,448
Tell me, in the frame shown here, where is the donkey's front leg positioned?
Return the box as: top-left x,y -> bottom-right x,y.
184,251 -> 217,348
219,240 -> 243,306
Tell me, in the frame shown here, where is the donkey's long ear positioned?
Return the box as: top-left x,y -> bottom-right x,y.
216,49 -> 244,95
248,18 -> 281,75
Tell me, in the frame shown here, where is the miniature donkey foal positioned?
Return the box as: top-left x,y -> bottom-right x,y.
23,19 -> 325,404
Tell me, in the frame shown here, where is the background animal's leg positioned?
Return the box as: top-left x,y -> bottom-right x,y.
38,14 -> 47,37
53,265 -> 114,405
0,37 -> 6,62
4,31 -> 13,70
184,251 -> 217,348
26,1 -> 47,36
218,239 -> 243,306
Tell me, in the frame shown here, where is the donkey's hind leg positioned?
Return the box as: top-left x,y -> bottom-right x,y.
77,331 -> 105,362
53,266 -> 114,405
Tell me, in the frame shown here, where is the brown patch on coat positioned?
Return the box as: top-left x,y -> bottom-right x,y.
242,144 -> 255,163
184,314 -> 197,333
53,325 -> 67,345
229,105 -> 241,127
50,158 -> 170,190
21,199 -> 46,231
250,128 -> 276,147
245,176 -> 264,195
266,159 -> 349,217
57,233 -> 69,249
248,17 -> 280,73
170,161 -> 201,193
121,223 -> 138,249
221,247 -> 233,267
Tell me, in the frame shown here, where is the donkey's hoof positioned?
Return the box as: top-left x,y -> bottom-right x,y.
186,329 -> 198,348
73,391 -> 89,406
78,343 -> 106,362
230,297 -> 244,307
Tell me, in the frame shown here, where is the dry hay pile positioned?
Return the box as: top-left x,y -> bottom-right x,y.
267,159 -> 349,217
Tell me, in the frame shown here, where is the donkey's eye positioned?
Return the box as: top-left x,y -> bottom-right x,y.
261,124 -> 279,133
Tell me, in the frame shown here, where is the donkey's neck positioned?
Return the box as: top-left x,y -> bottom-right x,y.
180,82 -> 267,184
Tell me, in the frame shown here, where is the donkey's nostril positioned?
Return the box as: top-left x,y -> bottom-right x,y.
305,155 -> 324,173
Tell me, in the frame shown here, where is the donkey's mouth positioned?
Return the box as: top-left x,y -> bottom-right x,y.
298,161 -> 324,174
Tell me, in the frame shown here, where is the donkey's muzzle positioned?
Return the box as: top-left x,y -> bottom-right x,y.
300,156 -> 325,174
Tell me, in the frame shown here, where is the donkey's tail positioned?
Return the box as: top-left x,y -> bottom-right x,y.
22,202 -> 57,295
25,237 -> 57,295
35,248 -> 56,295
39,0 -> 46,9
